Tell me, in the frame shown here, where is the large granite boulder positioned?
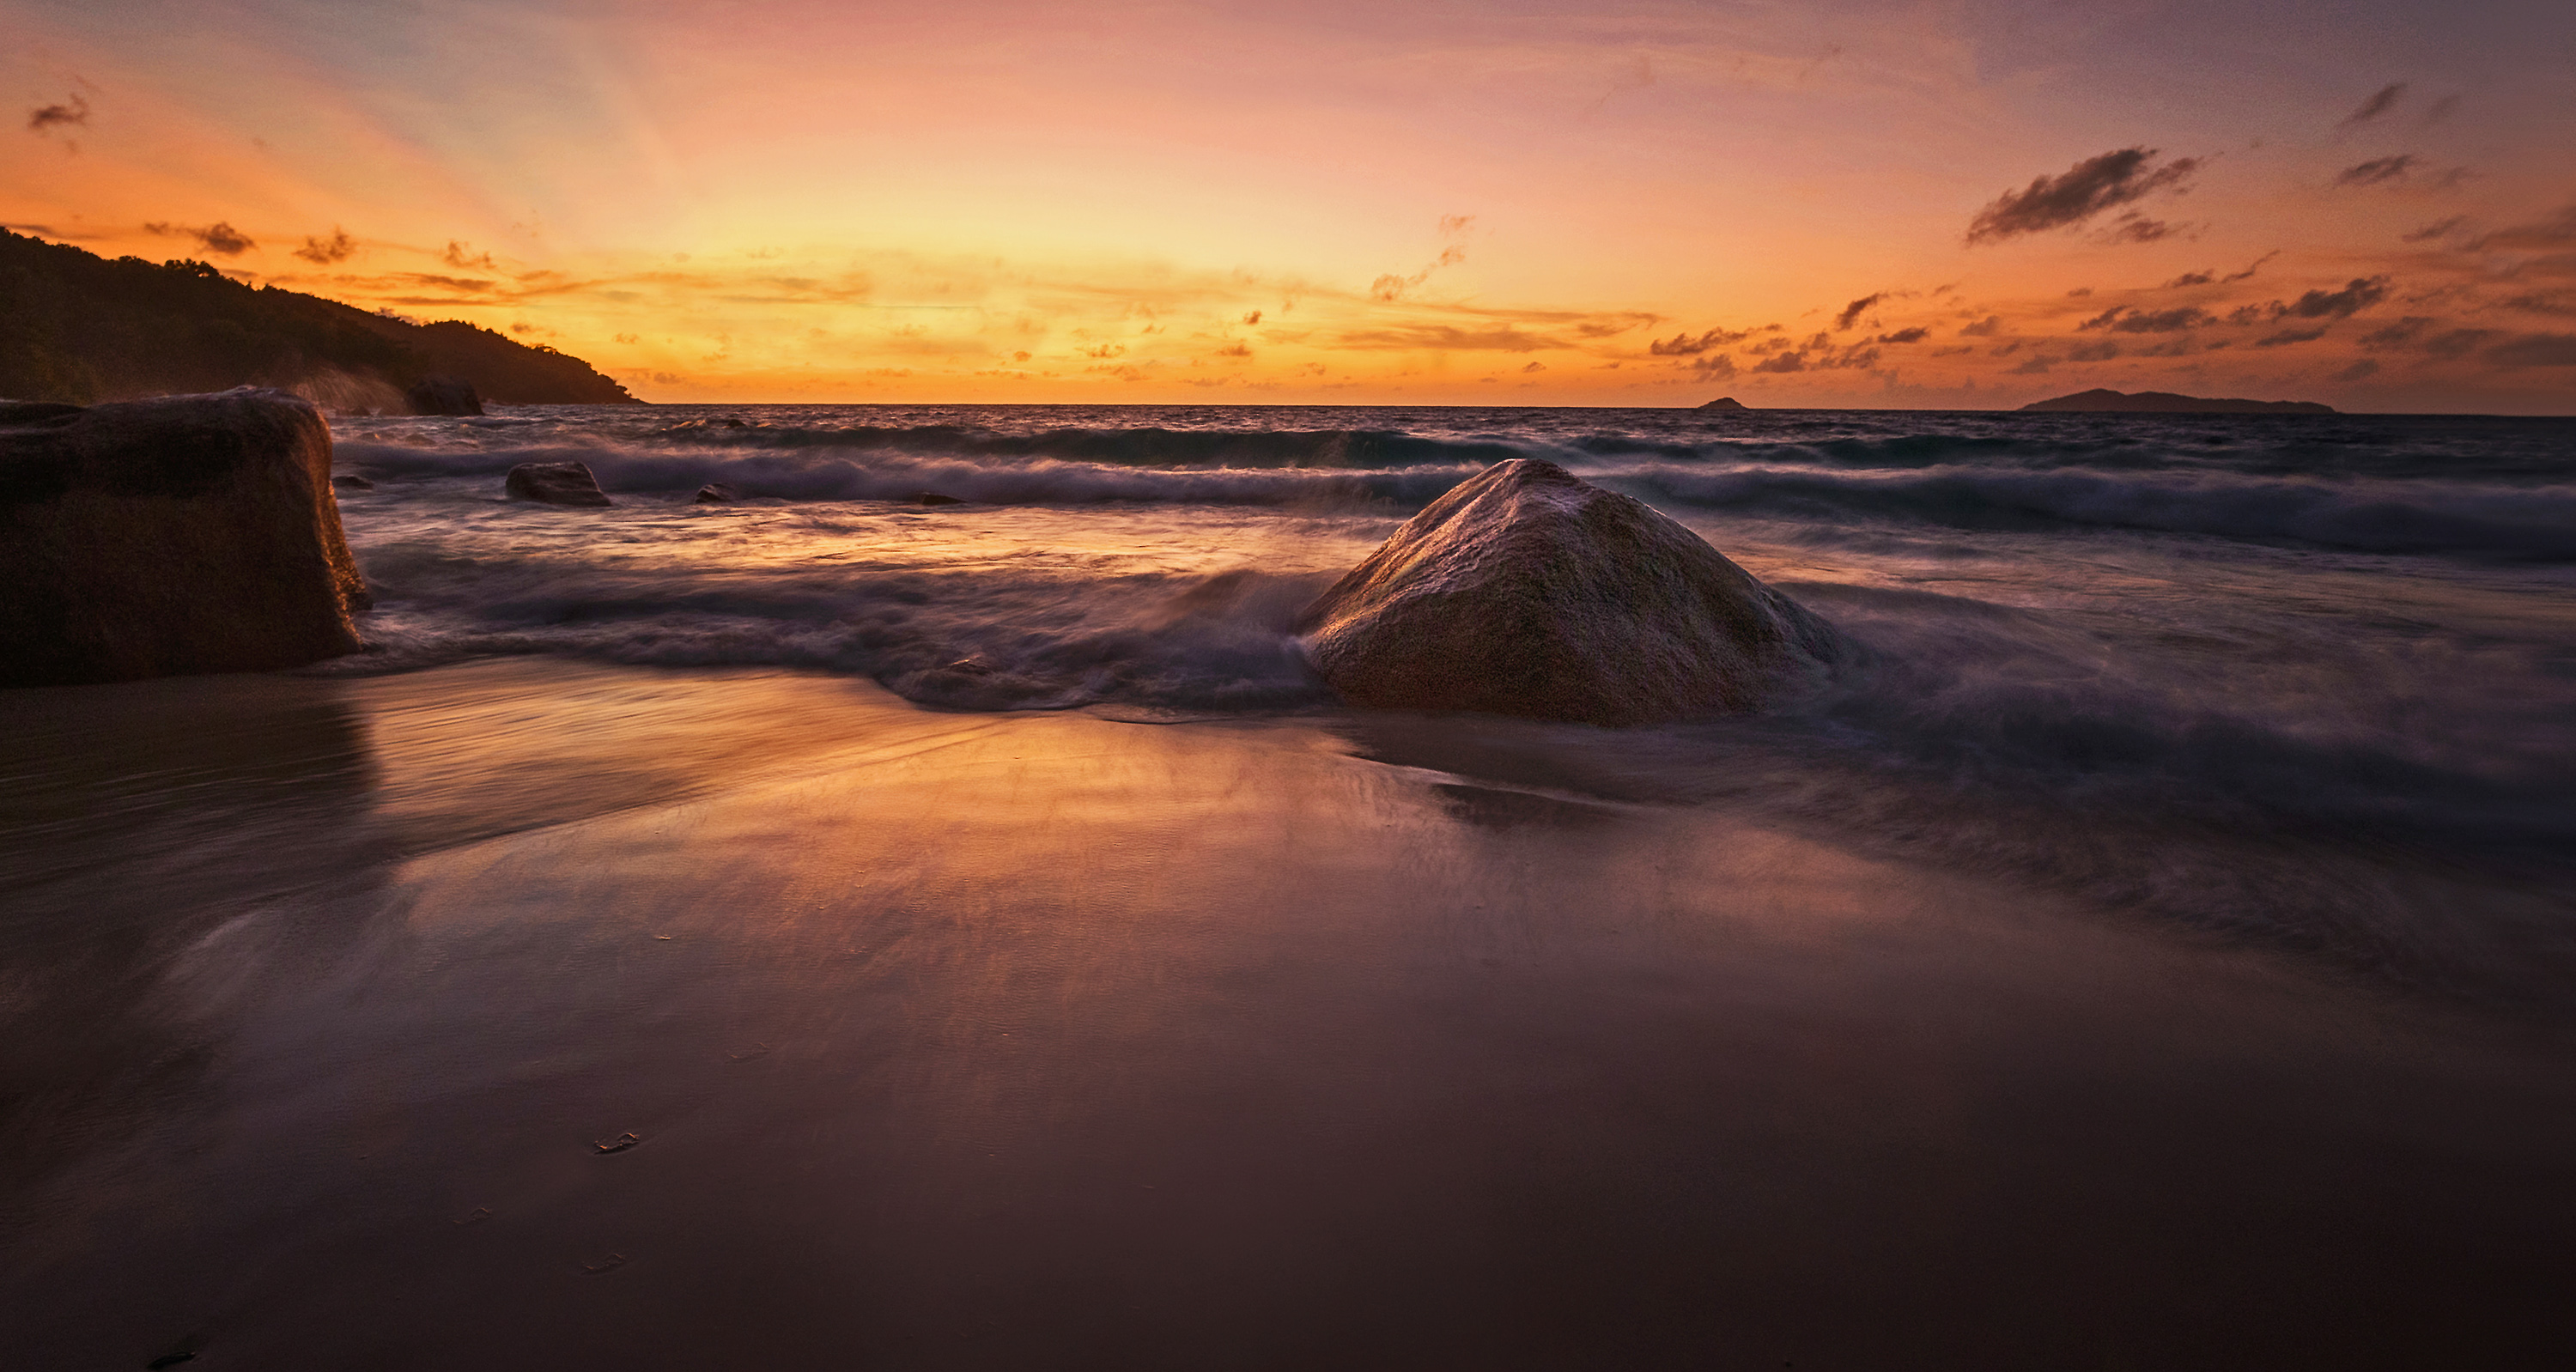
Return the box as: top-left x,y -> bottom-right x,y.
1295,458 -> 1840,725
506,460 -> 611,507
405,375 -> 484,416
0,389 -> 369,686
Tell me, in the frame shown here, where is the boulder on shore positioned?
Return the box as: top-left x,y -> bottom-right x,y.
1294,458 -> 1841,725
506,461 -> 611,507
405,375 -> 485,416
693,483 -> 739,504
0,389 -> 370,686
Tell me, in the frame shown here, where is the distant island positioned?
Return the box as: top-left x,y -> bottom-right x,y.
2020,389 -> 2334,415
1697,397 -> 1748,410
0,228 -> 638,407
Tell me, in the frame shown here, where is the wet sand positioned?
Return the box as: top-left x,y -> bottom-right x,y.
3,659 -> 2571,1369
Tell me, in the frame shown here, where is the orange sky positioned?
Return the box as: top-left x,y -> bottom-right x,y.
7,0 -> 2573,410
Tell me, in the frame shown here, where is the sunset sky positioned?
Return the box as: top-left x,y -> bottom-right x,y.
6,0 -> 2572,410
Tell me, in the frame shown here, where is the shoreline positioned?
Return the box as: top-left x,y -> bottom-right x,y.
6,658 -> 2572,1367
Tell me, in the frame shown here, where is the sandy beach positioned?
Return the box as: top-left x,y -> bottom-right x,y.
5,657 -> 2569,1369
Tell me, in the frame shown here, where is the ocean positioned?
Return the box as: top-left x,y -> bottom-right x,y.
327,403 -> 2576,1008
8,402 -> 2574,1367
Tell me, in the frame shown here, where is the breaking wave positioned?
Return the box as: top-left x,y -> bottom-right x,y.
335,431 -> 2576,560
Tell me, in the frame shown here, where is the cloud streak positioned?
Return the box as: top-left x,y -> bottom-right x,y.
1833,292 -> 1886,330
27,94 -> 89,134
2337,82 -> 2407,129
2335,155 -> 2420,187
1965,148 -> 2202,246
143,220 -> 256,256
294,227 -> 357,264
1648,327 -> 1751,356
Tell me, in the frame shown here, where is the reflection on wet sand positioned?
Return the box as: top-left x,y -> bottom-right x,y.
3,661 -> 2572,1369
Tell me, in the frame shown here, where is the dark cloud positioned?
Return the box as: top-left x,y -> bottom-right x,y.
2497,292 -> 2576,318
2469,207 -> 2576,252
1958,315 -> 2002,337
2424,328 -> 2500,360
2099,213 -> 2181,244
2360,318 -> 2433,349
2221,251 -> 2278,283
2420,94 -> 2460,127
27,94 -> 89,133
1689,354 -> 1737,379
143,221 -> 255,256
2483,333 -> 2576,367
2164,270 -> 2216,288
2335,155 -> 2420,187
1215,342 -> 1253,358
293,227 -> 356,264
1751,341 -> 1880,373
444,240 -> 498,270
2009,355 -> 2055,373
1833,293 -> 1886,331
1649,327 -> 1751,356
2403,216 -> 2467,243
2251,327 -> 2328,349
2067,340 -> 2119,361
2336,83 -> 2407,129
2280,276 -> 2391,319
2080,306 -> 2211,334
2334,359 -> 2381,382
1242,310 -> 1262,325
1874,327 -> 1929,344
1965,148 -> 2202,246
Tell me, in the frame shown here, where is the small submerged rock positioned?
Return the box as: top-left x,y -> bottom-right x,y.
331,473 -> 374,490
506,460 -> 611,507
914,490 -> 967,507
1295,458 -> 1842,726
693,482 -> 739,504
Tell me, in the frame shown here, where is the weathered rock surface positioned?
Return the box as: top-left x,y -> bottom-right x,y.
0,389 -> 369,686
405,375 -> 485,416
693,483 -> 739,504
1294,458 -> 1840,725
506,461 -> 611,507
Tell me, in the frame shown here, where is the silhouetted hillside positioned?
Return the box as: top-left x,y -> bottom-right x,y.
2020,388 -> 2333,415
0,229 -> 639,407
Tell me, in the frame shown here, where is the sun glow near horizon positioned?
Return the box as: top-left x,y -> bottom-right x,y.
6,0 -> 2573,411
